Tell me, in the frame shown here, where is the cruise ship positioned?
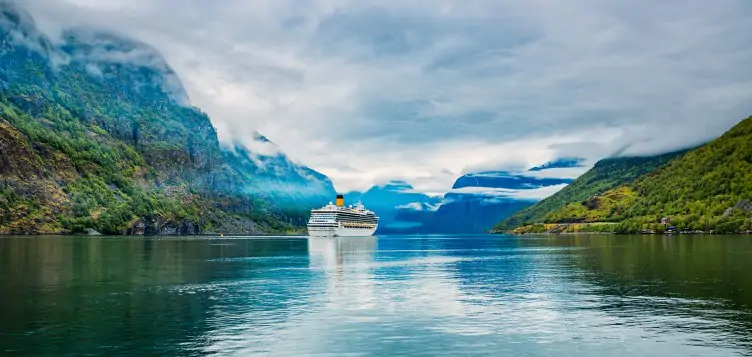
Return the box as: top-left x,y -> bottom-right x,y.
307,194 -> 379,237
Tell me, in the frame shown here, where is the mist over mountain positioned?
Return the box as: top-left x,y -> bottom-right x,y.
422,161 -> 576,233
0,1 -> 336,234
343,181 -> 441,233
220,133 -> 337,226
500,115 -> 752,234
346,160 -> 579,234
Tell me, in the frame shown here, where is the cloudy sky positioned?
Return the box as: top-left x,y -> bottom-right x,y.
21,0 -> 752,194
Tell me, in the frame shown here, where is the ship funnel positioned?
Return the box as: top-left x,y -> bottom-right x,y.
336,194 -> 344,207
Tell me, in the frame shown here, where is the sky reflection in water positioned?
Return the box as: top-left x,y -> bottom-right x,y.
1,235 -> 751,356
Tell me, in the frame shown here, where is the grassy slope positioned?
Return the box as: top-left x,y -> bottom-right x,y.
515,115 -> 752,234
494,150 -> 688,231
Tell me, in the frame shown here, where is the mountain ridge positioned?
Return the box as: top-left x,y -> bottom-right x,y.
493,150 -> 690,231
497,115 -> 752,234
220,135 -> 337,226
0,1 -> 334,235
346,161 -> 579,234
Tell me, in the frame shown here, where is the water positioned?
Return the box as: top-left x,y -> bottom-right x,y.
1,235 -> 751,356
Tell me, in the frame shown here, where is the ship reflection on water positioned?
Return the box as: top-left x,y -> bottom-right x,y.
307,236 -> 378,269
307,236 -> 379,306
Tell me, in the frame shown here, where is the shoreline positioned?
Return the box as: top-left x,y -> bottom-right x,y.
495,221 -> 752,236
0,232 -> 309,237
492,231 -> 752,236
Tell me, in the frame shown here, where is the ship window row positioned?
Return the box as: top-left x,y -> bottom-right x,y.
331,214 -> 378,220
316,213 -> 376,219
337,216 -> 376,220
332,211 -> 373,215
312,215 -> 378,223
338,219 -> 378,224
312,212 -> 376,219
335,212 -> 376,217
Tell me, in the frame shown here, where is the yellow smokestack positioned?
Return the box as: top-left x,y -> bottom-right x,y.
336,194 -> 344,207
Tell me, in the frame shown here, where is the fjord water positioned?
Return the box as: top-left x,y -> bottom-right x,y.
1,235 -> 751,356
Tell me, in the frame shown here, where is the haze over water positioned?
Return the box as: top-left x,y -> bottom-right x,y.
1,235 -> 751,356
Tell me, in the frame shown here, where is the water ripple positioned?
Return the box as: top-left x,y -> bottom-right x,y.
1,235 -> 752,356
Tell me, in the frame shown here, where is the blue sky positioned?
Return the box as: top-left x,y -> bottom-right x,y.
23,0 -> 752,194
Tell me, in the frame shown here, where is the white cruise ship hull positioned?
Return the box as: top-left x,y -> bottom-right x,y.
307,226 -> 377,238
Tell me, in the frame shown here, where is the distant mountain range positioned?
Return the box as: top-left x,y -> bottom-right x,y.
426,161 -> 578,233
496,115 -> 752,234
343,181 -> 441,233
0,1 -> 334,235
345,160 -> 581,234
528,158 -> 585,171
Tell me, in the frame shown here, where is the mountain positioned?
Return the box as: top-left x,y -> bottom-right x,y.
220,134 -> 337,226
528,158 -> 585,172
343,191 -> 363,205
345,181 -> 441,233
451,171 -> 572,190
494,150 -> 688,231
350,161 -> 579,234
427,164 -> 576,233
427,194 -> 532,233
0,2 -> 327,234
526,115 -> 752,234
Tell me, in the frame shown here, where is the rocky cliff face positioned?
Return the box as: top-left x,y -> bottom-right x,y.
0,1 -> 325,235
54,27 -> 225,184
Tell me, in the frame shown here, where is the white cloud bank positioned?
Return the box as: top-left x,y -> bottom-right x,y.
395,202 -> 441,211
448,184 -> 569,201
20,0 -> 752,194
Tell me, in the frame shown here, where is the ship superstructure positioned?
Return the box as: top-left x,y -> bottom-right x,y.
307,194 -> 379,237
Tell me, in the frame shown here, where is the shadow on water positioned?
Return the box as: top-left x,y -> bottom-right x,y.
0,236 -> 309,356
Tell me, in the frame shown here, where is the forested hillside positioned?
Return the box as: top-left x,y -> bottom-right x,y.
220,135 -> 337,227
0,2 -> 317,234
494,150 -> 688,231
503,115 -> 752,234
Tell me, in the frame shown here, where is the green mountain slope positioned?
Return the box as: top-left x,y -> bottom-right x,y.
0,2 -> 295,234
494,150 -> 688,231
220,136 -> 337,227
507,115 -> 752,234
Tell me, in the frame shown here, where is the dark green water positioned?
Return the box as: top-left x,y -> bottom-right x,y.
1,235 -> 751,356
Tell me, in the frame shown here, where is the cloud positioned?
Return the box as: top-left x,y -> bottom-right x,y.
83,62 -> 102,77
243,133 -> 283,157
448,184 -> 569,201
395,202 -> 440,211
19,0 -> 752,194
523,167 -> 590,180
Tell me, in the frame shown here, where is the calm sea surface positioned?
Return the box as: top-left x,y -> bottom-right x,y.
1,234 -> 751,356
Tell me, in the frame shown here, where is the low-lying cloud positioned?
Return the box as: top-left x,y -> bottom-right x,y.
448,184 -> 569,201
395,202 -> 440,212
21,0 -> 752,193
